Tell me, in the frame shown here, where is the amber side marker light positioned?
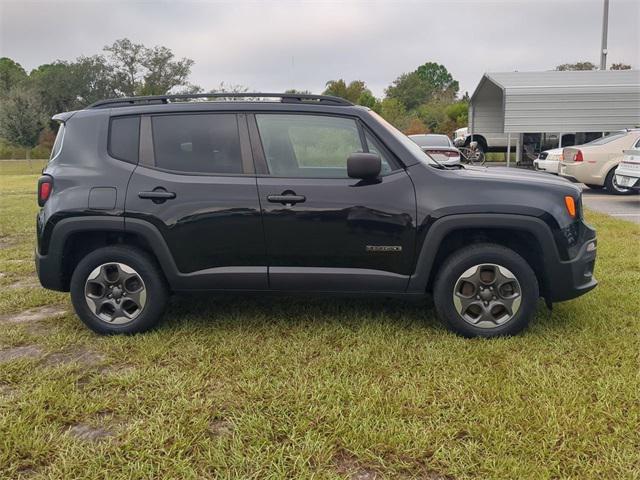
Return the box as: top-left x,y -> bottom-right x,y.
564,196 -> 576,218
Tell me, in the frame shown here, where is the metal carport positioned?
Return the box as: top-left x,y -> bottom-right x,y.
469,70 -> 640,165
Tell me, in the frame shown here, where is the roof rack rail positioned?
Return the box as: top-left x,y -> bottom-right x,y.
87,93 -> 353,109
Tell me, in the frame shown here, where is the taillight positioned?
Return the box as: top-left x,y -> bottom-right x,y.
573,150 -> 583,162
38,175 -> 53,207
426,149 -> 458,157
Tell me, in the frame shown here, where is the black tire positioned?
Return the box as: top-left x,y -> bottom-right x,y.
70,246 -> 168,334
604,167 -> 634,195
584,184 -> 604,190
433,243 -> 539,338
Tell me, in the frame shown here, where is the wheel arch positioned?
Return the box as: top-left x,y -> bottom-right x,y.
44,216 -> 176,291
408,214 -> 561,301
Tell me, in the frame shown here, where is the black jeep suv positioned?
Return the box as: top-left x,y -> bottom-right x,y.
36,93 -> 597,337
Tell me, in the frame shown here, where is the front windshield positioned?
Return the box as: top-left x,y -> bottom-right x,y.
369,111 -> 438,166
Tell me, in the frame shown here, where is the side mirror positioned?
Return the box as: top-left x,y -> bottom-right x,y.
347,152 -> 381,180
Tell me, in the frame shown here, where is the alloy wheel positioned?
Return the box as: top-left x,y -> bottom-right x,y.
452,263 -> 522,329
84,262 -> 147,324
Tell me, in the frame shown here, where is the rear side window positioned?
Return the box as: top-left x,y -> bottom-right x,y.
109,116 -> 140,163
151,114 -> 242,174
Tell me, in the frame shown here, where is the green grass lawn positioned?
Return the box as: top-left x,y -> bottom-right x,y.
0,160 -> 638,479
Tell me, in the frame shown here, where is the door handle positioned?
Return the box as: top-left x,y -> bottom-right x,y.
139,189 -> 176,203
267,194 -> 306,205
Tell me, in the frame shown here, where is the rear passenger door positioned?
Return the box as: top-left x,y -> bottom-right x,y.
124,112 -> 267,290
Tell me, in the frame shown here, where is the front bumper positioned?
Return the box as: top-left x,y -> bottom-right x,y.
534,159 -> 560,174
546,223 -> 598,302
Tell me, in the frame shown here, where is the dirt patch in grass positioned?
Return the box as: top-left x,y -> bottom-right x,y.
5,276 -> 40,290
0,305 -> 67,324
332,450 -> 453,480
208,417 -> 234,437
22,321 -> 62,336
45,347 -> 106,368
0,345 -> 43,363
66,412 -> 128,442
0,237 -> 17,249
66,423 -> 114,442
333,450 -> 381,480
0,383 -> 18,401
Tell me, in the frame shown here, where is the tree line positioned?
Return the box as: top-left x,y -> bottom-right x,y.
0,37 -> 633,159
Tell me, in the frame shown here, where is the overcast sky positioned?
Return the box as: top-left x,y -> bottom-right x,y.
1,0 -> 638,97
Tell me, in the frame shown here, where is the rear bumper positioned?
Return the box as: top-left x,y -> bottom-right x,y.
35,249 -> 67,292
614,171 -> 640,189
559,162 -> 601,185
546,224 -> 598,302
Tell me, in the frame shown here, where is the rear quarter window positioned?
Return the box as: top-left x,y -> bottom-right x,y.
49,124 -> 65,161
109,116 -> 140,163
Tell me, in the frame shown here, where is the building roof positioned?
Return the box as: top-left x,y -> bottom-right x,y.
469,70 -> 640,134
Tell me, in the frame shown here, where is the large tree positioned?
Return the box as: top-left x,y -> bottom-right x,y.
415,62 -> 459,101
0,86 -> 46,158
323,79 -> 374,105
139,45 -> 195,96
0,57 -> 27,96
30,56 -> 116,117
386,62 -> 458,110
104,38 -> 194,96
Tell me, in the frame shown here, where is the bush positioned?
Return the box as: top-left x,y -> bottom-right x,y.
0,137 -> 51,159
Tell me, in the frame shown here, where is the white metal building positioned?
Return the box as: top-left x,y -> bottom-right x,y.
469,70 -> 640,163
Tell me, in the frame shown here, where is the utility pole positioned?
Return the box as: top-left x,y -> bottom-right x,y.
600,0 -> 609,70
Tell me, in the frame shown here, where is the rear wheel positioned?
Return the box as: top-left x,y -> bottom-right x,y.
433,244 -> 539,337
604,167 -> 633,195
70,246 -> 168,334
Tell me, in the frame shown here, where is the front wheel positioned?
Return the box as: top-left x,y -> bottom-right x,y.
604,168 -> 634,195
433,244 -> 539,337
70,246 -> 168,334
584,184 -> 604,190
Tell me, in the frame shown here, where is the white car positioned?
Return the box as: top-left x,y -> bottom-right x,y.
560,129 -> 640,195
615,149 -> 640,190
533,148 -> 563,174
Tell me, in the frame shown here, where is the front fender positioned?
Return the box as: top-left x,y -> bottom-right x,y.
407,213 -> 560,293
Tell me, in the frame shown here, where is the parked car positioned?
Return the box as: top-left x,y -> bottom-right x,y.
36,93 -> 597,338
561,129 -> 640,194
533,148 -> 563,174
408,134 -> 460,165
614,148 -> 640,190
